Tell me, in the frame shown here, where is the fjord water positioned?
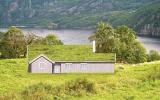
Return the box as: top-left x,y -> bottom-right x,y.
0,28 -> 160,52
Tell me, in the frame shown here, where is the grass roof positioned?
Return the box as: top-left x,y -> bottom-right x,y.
28,45 -> 115,62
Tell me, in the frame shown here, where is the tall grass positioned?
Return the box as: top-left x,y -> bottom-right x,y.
21,83 -> 54,100
19,78 -> 97,100
141,64 -> 160,81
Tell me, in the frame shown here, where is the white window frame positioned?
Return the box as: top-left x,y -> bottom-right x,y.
81,63 -> 87,70
65,63 -> 72,70
39,62 -> 45,70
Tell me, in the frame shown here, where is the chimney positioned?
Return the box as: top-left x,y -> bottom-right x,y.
92,40 -> 96,53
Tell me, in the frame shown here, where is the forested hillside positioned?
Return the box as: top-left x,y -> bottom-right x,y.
0,0 -> 159,37
128,2 -> 160,37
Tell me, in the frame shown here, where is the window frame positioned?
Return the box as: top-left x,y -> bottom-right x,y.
81,63 -> 87,70
39,62 -> 45,70
65,63 -> 72,70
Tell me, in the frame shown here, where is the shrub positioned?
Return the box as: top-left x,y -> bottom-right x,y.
42,34 -> 63,45
147,50 -> 160,62
65,78 -> 97,96
55,78 -> 97,97
21,78 -> 97,99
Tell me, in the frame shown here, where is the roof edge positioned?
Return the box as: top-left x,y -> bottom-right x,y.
29,54 -> 116,64
29,54 -> 55,64
55,61 -> 116,63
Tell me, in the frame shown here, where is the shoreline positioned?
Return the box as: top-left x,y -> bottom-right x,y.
0,27 -> 159,39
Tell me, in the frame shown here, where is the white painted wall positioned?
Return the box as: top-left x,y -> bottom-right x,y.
31,57 -> 53,73
30,59 -> 115,74
60,62 -> 115,73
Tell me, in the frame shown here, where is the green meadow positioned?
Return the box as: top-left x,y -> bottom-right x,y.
0,58 -> 160,100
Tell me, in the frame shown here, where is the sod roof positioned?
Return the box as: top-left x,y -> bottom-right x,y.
28,45 -> 116,62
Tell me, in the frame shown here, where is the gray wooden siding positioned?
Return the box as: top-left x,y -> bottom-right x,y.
30,57 -> 53,73
60,62 -> 114,73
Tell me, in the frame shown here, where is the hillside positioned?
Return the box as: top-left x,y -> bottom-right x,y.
0,0 -> 160,37
127,2 -> 160,37
0,58 -> 160,99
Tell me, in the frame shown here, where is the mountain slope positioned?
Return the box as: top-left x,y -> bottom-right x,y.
0,0 -> 159,37
128,2 -> 160,37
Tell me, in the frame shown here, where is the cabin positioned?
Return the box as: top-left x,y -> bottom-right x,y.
28,54 -> 115,73
28,41 -> 116,74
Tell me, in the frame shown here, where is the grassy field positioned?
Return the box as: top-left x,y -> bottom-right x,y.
0,58 -> 160,100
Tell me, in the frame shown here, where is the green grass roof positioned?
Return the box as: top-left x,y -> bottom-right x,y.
28,45 -> 116,62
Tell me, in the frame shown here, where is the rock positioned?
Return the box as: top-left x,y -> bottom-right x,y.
119,65 -> 124,70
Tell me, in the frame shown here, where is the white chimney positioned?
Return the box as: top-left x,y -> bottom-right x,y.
92,40 -> 96,53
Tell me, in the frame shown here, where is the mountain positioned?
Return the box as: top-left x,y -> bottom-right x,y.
0,0 -> 159,37
127,2 -> 160,37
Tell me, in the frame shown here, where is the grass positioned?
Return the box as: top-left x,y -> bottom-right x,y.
28,45 -> 115,62
0,58 -> 160,100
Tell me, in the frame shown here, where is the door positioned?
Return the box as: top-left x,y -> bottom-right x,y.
54,64 -> 61,73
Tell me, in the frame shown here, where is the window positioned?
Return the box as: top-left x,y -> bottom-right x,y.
39,62 -> 45,70
65,63 -> 72,70
81,63 -> 87,70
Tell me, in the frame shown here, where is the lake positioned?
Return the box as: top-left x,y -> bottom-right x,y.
0,28 -> 160,52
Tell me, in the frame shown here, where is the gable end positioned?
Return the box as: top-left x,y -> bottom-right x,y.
29,54 -> 55,64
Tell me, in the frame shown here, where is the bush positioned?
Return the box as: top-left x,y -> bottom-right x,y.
21,78 -> 97,99
58,78 -> 97,96
54,78 -> 97,97
42,34 -> 63,45
147,50 -> 160,62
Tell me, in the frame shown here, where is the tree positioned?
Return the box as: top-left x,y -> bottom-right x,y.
127,41 -> 147,63
25,33 -> 45,45
90,22 -> 147,64
0,32 -> 5,40
0,26 -> 26,58
42,34 -> 63,45
115,25 -> 147,63
89,22 -> 117,53
115,25 -> 136,44
0,32 -> 5,56
25,33 -> 37,45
